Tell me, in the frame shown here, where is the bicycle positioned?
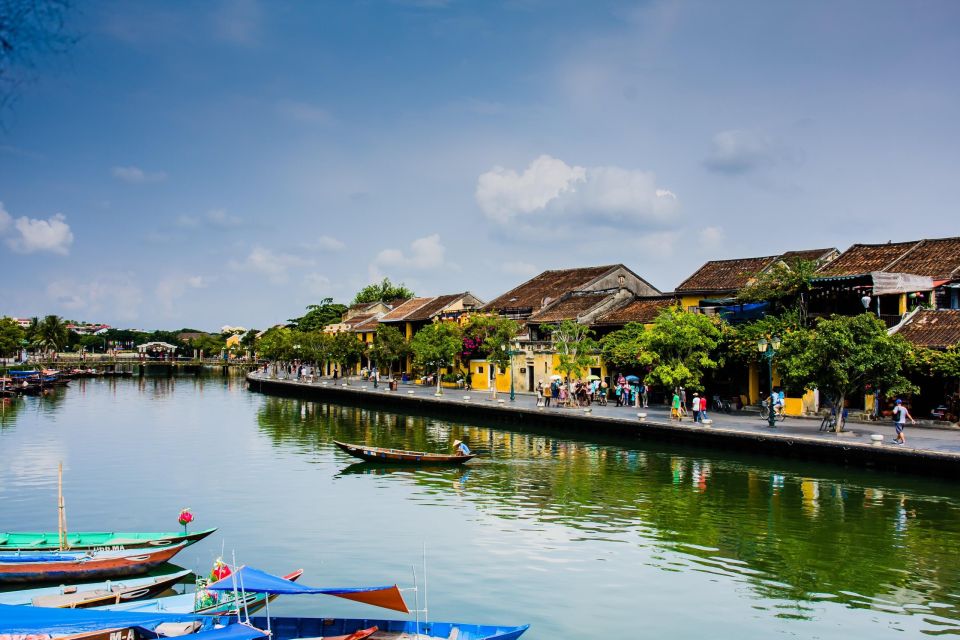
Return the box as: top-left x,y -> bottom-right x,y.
712,395 -> 732,413
819,413 -> 837,432
759,400 -> 786,422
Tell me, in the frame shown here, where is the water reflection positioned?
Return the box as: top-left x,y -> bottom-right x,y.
258,397 -> 960,630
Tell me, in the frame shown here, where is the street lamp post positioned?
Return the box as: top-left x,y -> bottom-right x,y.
501,342 -> 522,402
757,335 -> 781,428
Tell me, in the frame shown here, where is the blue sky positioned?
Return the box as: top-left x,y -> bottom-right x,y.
1,0 -> 958,330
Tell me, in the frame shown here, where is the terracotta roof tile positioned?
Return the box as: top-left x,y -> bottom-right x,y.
593,297 -> 676,326
817,241 -> 919,276
527,291 -> 612,323
895,309 -> 960,349
379,297 -> 434,322
887,238 -> 960,280
675,256 -> 777,293
350,316 -> 380,332
779,248 -> 837,264
403,293 -> 466,322
483,265 -> 619,312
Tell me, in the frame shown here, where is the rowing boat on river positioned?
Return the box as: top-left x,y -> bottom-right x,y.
333,441 -> 476,465
0,527 -> 217,552
0,568 -> 191,607
0,542 -> 188,584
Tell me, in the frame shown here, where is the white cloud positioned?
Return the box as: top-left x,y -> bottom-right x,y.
476,154 -> 678,227
374,234 -> 446,270
155,275 -> 209,315
46,274 -> 143,321
303,273 -> 332,295
703,130 -> 798,175
177,209 -> 242,228
6,213 -> 74,255
276,100 -> 334,125
304,235 -> 345,252
501,261 -> 539,278
0,202 -> 11,233
229,246 -> 314,283
111,165 -> 167,184
698,226 -> 724,249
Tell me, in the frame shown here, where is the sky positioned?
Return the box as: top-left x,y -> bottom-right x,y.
1,0 -> 958,331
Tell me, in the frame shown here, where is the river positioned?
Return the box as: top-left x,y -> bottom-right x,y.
1,376 -> 959,638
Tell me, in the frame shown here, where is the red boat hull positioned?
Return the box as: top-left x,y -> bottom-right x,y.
0,544 -> 186,585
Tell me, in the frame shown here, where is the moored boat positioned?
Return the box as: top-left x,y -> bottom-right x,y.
333,441 -> 476,465
0,568 -> 192,607
0,527 -> 217,552
0,541 -> 189,584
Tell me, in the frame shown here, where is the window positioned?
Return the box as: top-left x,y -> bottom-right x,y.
477,366 -> 483,374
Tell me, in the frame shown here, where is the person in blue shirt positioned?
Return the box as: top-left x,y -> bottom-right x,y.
453,439 -> 471,456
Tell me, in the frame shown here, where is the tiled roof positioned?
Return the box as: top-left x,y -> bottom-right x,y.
895,309 -> 960,349
350,316 -> 381,332
675,256 -> 777,293
779,248 -> 837,264
817,241 -> 919,277
593,297 -> 676,326
483,265 -> 619,312
378,297 -> 433,322
403,293 -> 466,322
527,291 -> 612,323
887,238 -> 960,280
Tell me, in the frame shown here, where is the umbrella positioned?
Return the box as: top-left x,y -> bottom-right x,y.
586,374 -> 601,381
625,375 -> 641,383
550,374 -> 563,380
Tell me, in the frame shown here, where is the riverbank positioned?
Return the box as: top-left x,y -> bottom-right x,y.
246,372 -> 960,478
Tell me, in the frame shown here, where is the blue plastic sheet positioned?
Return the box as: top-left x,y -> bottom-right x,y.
206,566 -> 393,596
0,603 -> 208,634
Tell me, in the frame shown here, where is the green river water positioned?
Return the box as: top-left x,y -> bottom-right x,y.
1,376 -> 959,638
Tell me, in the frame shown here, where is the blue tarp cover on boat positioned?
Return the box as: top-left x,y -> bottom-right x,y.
186,623 -> 267,640
0,551 -> 85,562
206,566 -> 393,596
0,603 -> 209,634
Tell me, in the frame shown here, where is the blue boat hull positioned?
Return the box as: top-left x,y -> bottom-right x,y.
248,615 -> 529,640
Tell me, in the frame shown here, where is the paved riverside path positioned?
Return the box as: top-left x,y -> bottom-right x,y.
247,371 -> 960,458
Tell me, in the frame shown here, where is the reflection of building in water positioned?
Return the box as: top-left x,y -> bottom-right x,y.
671,458 -> 684,485
800,478 -> 819,518
863,487 -> 884,506
771,473 -> 785,495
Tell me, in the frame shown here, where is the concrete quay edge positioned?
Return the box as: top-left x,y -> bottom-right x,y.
246,373 -> 960,479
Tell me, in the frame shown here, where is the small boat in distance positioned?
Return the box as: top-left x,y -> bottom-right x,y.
0,568 -> 192,607
333,440 -> 476,465
0,527 -> 217,552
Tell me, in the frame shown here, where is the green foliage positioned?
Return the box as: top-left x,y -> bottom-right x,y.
0,317 -> 25,358
240,329 -> 259,349
640,306 -> 724,391
776,313 -> 917,430
368,324 -> 408,373
328,331 -> 365,371
463,314 -> 520,370
191,333 -> 226,356
33,315 -> 69,352
910,346 -> 960,380
288,298 -> 348,332
736,259 -> 818,305
543,320 -> 597,380
409,322 -> 462,374
352,278 -> 414,305
256,327 -> 294,361
726,310 -> 804,363
296,330 -> 330,363
600,322 -> 647,369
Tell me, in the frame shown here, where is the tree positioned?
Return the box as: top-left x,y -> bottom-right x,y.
288,299 -> 348,332
463,314 -> 521,398
192,333 -> 226,358
736,259 -> 819,323
240,329 -> 259,349
256,327 -> 294,361
352,278 -> 414,305
0,317 -> 25,358
0,0 -> 76,115
328,331 -> 364,378
600,322 -> 647,370
776,313 -> 917,432
368,324 -> 408,377
639,306 -> 724,392
409,321 -> 462,395
543,320 -> 597,382
726,309 -> 804,363
298,330 -> 331,366
33,314 -> 68,353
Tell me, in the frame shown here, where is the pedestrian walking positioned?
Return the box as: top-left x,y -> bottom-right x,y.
640,383 -> 649,408
536,380 -> 544,407
679,386 -> 687,410
692,392 -> 701,422
373,368 -> 379,389
700,393 -> 709,422
893,398 -> 915,445
672,391 -> 682,421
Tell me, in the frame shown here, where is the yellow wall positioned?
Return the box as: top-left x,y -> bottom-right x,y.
680,295 -> 701,311
783,397 -> 803,416
468,360 -> 490,390
748,361 -> 759,404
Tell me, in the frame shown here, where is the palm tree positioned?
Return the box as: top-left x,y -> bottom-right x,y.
33,315 -> 69,355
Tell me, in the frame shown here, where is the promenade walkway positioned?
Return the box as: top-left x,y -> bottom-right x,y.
247,371 -> 960,476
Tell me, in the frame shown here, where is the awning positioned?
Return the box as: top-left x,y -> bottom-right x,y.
871,272 -> 934,295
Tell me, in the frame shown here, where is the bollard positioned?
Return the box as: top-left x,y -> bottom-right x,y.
870,434 -> 884,446
637,413 -> 647,421
463,395 -> 471,401
701,419 -> 713,426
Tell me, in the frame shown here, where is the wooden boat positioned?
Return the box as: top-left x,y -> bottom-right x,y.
0,541 -> 188,584
0,568 -> 192,607
0,527 -> 217,552
333,441 -> 476,465
251,616 -> 527,640
98,570 -> 306,616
